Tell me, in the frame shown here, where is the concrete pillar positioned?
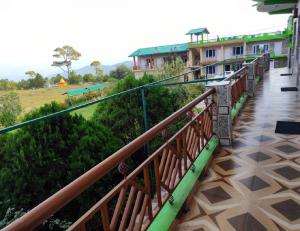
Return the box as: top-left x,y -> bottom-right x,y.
264,53 -> 270,71
243,63 -> 255,97
206,81 -> 232,146
188,50 -> 193,67
199,47 -> 203,65
243,41 -> 247,57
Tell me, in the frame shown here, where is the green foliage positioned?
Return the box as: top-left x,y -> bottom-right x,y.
93,74 -> 188,145
68,71 -> 83,85
50,74 -> 66,84
90,60 -> 103,76
0,102 -> 122,229
31,73 -> 47,88
97,75 -> 117,83
17,73 -> 47,89
0,92 -> 22,127
157,57 -> 186,80
65,90 -> 103,106
52,45 -> 81,78
0,79 -> 17,90
0,73 -> 46,90
25,70 -> 37,78
83,73 -> 96,82
17,79 -> 31,89
0,207 -> 72,230
109,64 -> 132,80
0,208 -> 26,229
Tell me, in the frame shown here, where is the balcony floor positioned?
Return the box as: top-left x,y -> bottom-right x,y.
172,67 -> 300,231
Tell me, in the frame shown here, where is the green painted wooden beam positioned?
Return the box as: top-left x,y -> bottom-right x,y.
147,137 -> 219,231
269,8 -> 293,14
231,93 -> 248,120
264,0 -> 297,5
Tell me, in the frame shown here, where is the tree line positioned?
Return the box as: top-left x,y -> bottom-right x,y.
0,45 -> 132,91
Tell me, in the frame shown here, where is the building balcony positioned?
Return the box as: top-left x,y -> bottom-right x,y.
200,58 -> 218,65
132,64 -> 157,72
5,54 -> 300,231
173,66 -> 300,231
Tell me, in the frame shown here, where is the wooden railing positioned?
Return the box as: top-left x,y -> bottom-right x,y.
3,88 -> 215,231
2,53 -> 269,231
230,70 -> 247,107
69,104 -> 213,231
224,66 -> 248,107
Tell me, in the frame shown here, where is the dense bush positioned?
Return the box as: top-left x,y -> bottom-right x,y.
0,71 -> 206,230
93,74 -> 189,145
0,102 -> 122,229
68,71 -> 83,84
0,92 -> 22,127
109,64 -> 132,80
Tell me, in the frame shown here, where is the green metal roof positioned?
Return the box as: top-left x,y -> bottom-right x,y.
129,43 -> 188,57
65,83 -> 106,96
185,28 -> 209,35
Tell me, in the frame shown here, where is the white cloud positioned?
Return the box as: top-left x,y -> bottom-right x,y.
0,0 -> 289,77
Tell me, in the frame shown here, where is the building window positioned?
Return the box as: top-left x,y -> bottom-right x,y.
253,44 -> 269,54
233,46 -> 244,55
232,63 -> 243,71
205,49 -> 216,58
206,65 -> 216,74
263,44 -> 269,52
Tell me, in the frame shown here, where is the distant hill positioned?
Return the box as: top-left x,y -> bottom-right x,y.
74,61 -> 132,76
0,61 -> 133,81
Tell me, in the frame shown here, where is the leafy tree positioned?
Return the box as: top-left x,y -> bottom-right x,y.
0,102 -> 122,228
158,57 -> 186,79
50,74 -> 66,84
17,79 -> 31,90
93,74 -> 188,145
90,60 -> 103,76
0,79 -> 17,90
109,64 -> 132,80
0,92 -> 22,127
52,45 -> 81,78
25,70 -> 37,78
31,73 -> 46,88
83,73 -> 96,82
95,75 -> 117,83
68,71 -> 82,85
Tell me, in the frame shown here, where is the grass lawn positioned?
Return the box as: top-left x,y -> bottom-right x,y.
71,104 -> 98,119
0,84 -> 90,115
0,82 -> 115,120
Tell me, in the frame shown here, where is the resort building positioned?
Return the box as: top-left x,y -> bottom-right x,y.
129,24 -> 292,79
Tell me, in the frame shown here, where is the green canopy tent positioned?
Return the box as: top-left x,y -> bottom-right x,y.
63,83 -> 106,105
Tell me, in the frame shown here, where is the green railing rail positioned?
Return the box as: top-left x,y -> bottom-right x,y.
0,62 -> 225,135
2,54 -> 269,231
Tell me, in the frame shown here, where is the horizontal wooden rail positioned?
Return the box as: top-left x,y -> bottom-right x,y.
231,73 -> 247,107
68,103 -> 213,230
3,88 -> 215,231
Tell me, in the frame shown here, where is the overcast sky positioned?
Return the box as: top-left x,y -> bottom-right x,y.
0,0 -> 289,78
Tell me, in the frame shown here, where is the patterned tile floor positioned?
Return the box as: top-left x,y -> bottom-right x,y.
172,67 -> 300,231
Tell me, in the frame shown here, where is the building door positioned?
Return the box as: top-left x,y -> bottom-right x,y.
225,65 -> 231,71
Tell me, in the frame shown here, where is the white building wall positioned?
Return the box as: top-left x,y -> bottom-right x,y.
224,46 -> 232,59
274,41 -> 283,55
155,57 -> 164,69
